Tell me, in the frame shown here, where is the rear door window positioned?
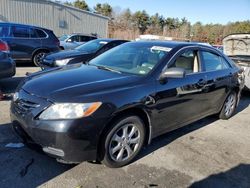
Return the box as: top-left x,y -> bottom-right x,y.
201,51 -> 230,71
11,26 -> 30,38
80,36 -> 94,42
0,25 -> 10,37
35,29 -> 47,38
80,36 -> 88,42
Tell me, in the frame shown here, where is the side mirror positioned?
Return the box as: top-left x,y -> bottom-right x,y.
160,67 -> 186,79
67,38 -> 72,42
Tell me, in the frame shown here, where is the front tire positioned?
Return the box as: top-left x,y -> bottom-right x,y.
219,92 -> 237,120
101,116 -> 145,168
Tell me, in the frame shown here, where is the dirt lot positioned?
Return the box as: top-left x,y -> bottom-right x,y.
0,66 -> 250,188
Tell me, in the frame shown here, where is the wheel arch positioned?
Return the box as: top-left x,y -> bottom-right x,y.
31,48 -> 50,59
96,106 -> 152,160
231,86 -> 241,106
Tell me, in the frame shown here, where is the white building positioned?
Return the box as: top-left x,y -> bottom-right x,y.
0,0 -> 109,37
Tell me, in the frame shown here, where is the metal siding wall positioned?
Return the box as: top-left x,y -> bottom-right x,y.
0,0 -> 108,37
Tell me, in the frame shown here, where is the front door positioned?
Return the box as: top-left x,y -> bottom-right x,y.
153,48 -> 208,135
9,25 -> 40,60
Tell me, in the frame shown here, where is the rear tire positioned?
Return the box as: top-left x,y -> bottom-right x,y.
32,50 -> 47,67
101,116 -> 145,168
219,91 -> 237,120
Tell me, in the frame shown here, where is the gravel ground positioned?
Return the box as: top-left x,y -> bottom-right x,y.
0,67 -> 249,188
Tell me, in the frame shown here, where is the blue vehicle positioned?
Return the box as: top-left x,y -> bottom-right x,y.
59,34 -> 97,50
0,22 -> 60,66
0,39 -> 15,79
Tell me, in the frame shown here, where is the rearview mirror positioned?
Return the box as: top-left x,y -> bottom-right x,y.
160,67 -> 186,79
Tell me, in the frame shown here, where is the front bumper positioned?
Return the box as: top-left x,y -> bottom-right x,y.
10,90 -> 107,163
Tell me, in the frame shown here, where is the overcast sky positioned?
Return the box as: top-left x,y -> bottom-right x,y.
65,0 -> 250,24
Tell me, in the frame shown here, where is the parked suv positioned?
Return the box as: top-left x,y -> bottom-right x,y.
59,34 -> 97,50
0,22 -> 60,66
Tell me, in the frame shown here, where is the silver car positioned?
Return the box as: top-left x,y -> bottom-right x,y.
59,34 -> 97,50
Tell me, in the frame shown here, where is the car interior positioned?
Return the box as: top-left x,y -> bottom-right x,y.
172,50 -> 199,74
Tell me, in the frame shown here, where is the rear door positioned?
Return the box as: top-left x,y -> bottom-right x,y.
9,25 -> 41,60
153,47 -> 208,135
9,25 -> 30,60
199,48 -> 233,112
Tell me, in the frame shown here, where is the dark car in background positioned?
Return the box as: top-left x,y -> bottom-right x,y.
0,39 -> 15,79
41,39 -> 128,68
11,41 -> 243,168
0,22 -> 60,66
59,33 -> 97,50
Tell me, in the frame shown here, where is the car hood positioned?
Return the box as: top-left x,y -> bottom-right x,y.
21,64 -> 141,102
45,49 -> 89,60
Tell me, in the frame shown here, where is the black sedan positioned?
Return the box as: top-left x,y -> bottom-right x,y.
0,40 -> 15,79
41,39 -> 128,68
11,41 -> 244,168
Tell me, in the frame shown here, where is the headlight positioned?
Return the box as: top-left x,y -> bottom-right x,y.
39,102 -> 102,120
55,58 -> 72,66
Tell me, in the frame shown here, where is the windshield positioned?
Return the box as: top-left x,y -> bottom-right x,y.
89,43 -> 172,75
75,39 -> 108,53
59,34 -> 69,41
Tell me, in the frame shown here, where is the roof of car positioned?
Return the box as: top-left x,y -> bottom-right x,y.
70,33 -> 98,37
0,22 -> 51,31
94,38 -> 129,42
132,40 -> 214,48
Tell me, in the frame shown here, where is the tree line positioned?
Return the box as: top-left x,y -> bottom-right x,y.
63,0 -> 250,44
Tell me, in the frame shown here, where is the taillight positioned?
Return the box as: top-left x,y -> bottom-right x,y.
0,41 -> 9,52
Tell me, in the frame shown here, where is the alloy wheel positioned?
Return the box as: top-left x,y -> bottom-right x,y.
108,123 -> 141,162
34,52 -> 46,66
224,93 -> 236,117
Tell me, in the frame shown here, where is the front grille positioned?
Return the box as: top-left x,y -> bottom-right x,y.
14,99 -> 40,114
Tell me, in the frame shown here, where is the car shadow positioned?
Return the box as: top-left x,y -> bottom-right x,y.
189,164 -> 250,188
0,123 -> 76,188
16,61 -> 35,68
138,93 -> 250,162
237,91 -> 250,113
139,115 -> 218,160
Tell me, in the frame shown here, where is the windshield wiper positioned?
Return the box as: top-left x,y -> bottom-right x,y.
95,65 -> 122,74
